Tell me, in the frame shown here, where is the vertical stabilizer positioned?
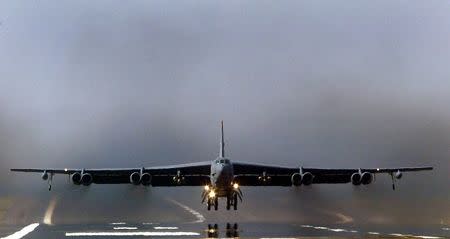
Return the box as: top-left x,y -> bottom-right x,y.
219,121 -> 225,158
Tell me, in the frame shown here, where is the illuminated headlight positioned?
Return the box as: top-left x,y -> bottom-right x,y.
208,191 -> 216,198
204,185 -> 210,191
233,183 -> 239,189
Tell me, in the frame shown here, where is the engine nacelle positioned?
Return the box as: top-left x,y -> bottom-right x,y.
81,173 -> 93,186
351,173 -> 362,185
130,172 -> 141,185
361,172 -> 373,185
291,172 -> 314,186
71,172 -> 82,185
42,171 -> 49,181
301,172 -> 314,185
394,170 -> 402,179
291,173 -> 302,186
140,173 -> 152,186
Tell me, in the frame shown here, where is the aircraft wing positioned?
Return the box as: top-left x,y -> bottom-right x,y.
232,162 -> 433,187
11,161 -> 211,187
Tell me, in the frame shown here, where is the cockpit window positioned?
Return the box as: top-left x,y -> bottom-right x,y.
216,159 -> 230,164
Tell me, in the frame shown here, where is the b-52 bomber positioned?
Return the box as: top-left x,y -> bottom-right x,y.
11,121 -> 433,211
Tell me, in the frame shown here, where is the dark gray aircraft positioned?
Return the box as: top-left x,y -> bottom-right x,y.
11,122 -> 433,211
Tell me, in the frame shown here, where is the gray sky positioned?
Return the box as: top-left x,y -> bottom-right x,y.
0,0 -> 449,225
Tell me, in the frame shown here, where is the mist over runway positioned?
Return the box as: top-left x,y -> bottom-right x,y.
0,188 -> 449,238
0,0 -> 450,237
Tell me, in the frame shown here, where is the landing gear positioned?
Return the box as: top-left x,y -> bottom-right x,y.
207,197 -> 219,211
225,193 -> 239,211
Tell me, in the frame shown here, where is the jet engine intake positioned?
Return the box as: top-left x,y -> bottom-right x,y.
71,172 -> 82,185
301,172 -> 314,185
351,173 -> 362,185
361,172 -> 373,185
140,173 -> 152,186
81,173 -> 93,186
130,172 -> 141,185
291,173 -> 302,186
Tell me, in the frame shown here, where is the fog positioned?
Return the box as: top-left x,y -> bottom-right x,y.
0,0 -> 449,226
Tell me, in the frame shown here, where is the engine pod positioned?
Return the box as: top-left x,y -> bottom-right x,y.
81,173 -> 93,186
361,172 -> 373,185
42,171 -> 49,181
291,173 -> 302,186
140,173 -> 152,186
301,172 -> 314,185
71,172 -> 82,185
351,173 -> 362,185
130,172 -> 141,185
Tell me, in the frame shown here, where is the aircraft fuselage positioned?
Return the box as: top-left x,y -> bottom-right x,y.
210,157 -> 234,197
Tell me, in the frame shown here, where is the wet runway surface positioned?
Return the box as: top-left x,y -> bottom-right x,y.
1,222 -> 449,239
0,186 -> 449,238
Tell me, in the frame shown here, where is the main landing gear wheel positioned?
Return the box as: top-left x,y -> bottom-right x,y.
207,199 -> 211,211
214,197 -> 218,211
226,196 -> 231,210
233,193 -> 238,210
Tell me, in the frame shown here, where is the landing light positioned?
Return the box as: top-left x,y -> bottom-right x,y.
204,185 -> 210,191
208,191 -> 216,198
233,183 -> 239,189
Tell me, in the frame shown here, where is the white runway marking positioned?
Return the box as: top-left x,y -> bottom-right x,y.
167,199 -> 205,223
442,227 -> 449,231
110,222 -> 126,225
368,232 -> 380,235
65,231 -> 200,237
313,226 -> 328,230
113,227 -> 137,230
300,225 -> 313,228
327,228 -> 347,232
389,233 -> 442,239
412,236 -> 442,239
1,223 -> 40,239
154,227 -> 179,230
43,197 -> 58,225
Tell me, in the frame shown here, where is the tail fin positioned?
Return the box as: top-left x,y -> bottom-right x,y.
219,121 -> 225,158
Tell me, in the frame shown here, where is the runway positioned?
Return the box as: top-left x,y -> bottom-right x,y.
0,186 -> 448,238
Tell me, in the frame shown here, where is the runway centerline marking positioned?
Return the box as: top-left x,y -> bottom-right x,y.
1,223 -> 39,239
154,227 -> 179,230
166,198 -> 205,223
65,231 -> 200,237
43,197 -> 58,225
